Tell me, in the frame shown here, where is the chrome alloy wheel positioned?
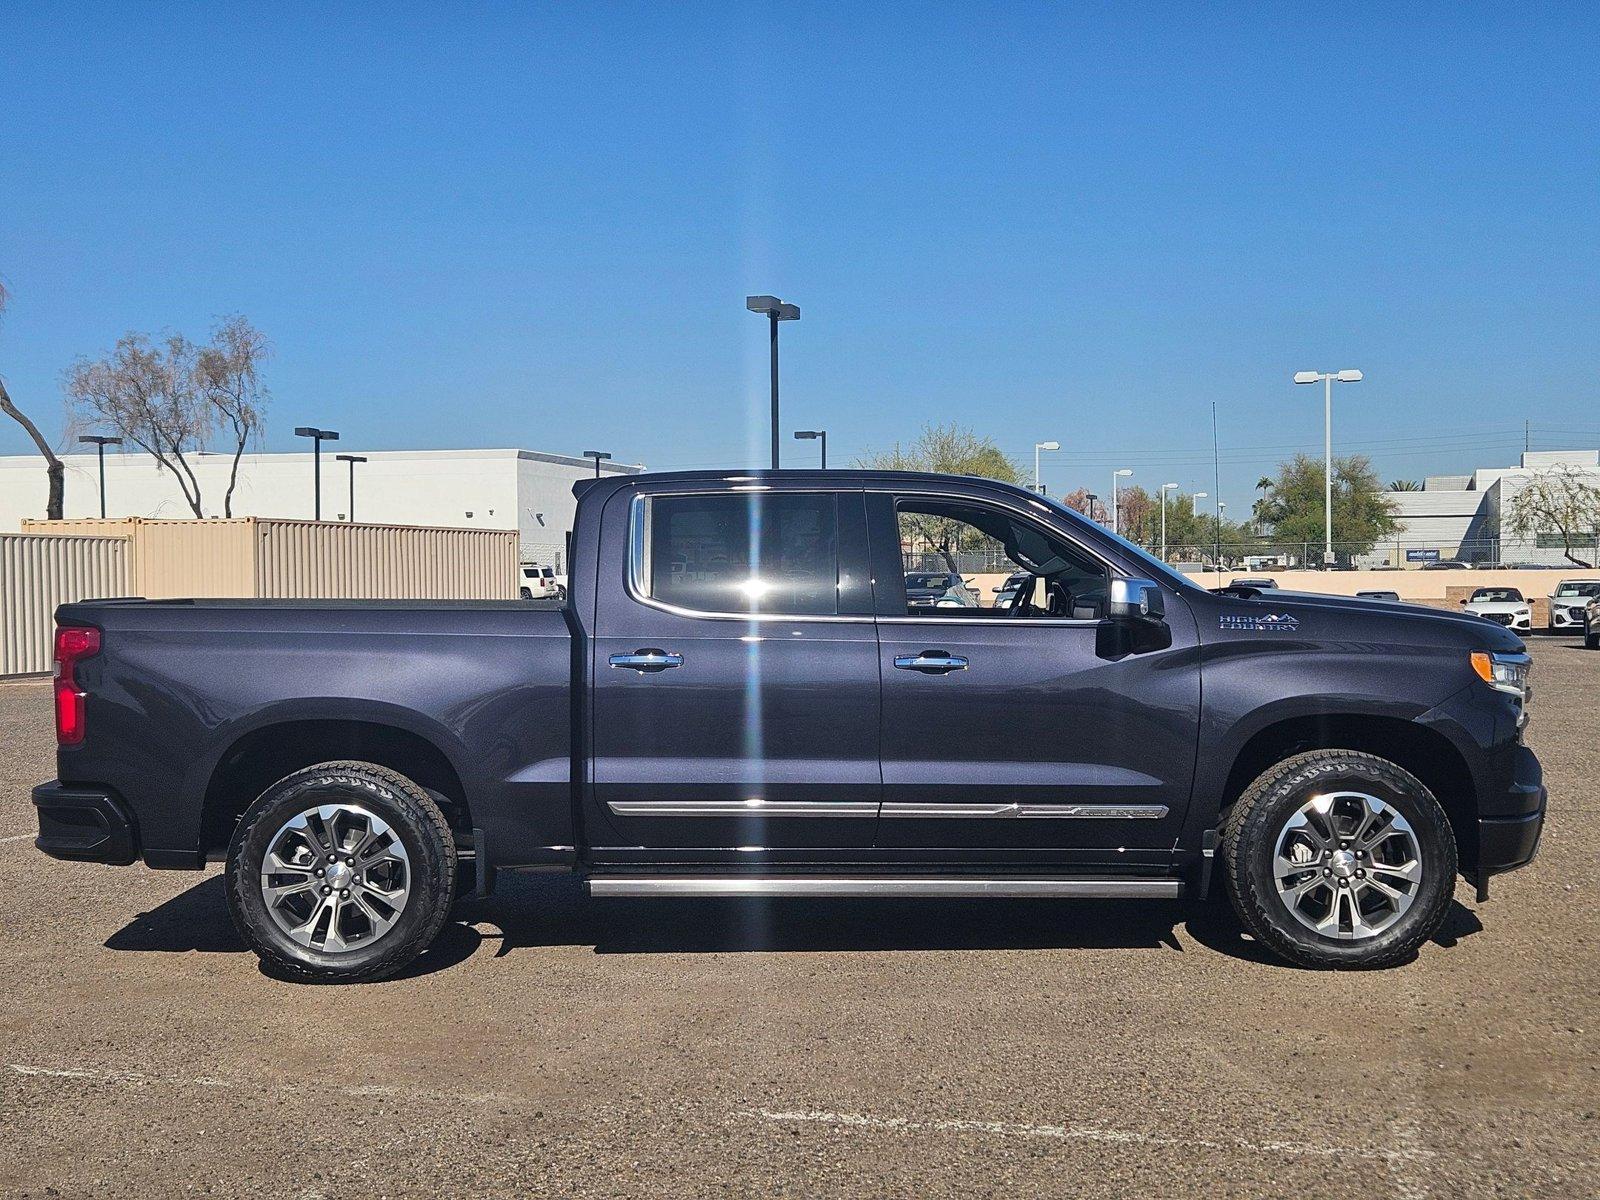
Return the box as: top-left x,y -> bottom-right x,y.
259,804 -> 411,953
1272,792 -> 1422,941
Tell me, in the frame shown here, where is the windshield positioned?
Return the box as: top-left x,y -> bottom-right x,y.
1471,589 -> 1520,602
1555,582 -> 1600,597
905,573 -> 954,589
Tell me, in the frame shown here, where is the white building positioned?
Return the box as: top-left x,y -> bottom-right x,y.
1383,450 -> 1600,566
0,447 -> 643,569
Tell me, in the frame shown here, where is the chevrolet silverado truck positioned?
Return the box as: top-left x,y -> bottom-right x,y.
33,470 -> 1546,981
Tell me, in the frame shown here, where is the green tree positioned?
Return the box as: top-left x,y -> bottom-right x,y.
1387,479 -> 1422,491
858,423 -> 1021,570
1256,453 -> 1398,562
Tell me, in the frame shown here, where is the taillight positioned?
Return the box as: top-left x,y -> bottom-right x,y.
54,625 -> 100,746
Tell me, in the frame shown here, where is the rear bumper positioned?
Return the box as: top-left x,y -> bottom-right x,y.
32,780 -> 138,865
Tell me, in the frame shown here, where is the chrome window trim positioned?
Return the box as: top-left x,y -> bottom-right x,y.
880,802 -> 1169,820
626,490 -> 872,625
608,799 -> 879,818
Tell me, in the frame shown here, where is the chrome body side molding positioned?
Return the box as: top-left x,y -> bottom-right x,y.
587,877 -> 1185,899
607,799 -> 879,818
880,803 -> 1169,820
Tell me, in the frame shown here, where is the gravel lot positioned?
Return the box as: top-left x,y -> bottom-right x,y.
1,639 -> 1596,1198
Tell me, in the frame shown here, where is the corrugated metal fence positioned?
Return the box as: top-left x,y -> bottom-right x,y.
0,534 -> 131,676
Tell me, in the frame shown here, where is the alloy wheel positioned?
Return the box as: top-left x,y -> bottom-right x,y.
259,803 -> 411,952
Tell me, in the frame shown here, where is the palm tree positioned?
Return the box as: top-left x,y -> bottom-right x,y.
0,280 -> 65,520
1388,479 -> 1422,491
1253,475 -> 1273,536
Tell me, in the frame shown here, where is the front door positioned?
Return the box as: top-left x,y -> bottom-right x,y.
869,491 -> 1199,861
587,484 -> 881,859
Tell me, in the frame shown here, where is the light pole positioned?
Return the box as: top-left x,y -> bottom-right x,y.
1160,482 -> 1178,562
746,295 -> 800,469
583,450 -> 612,478
1293,369 -> 1363,567
1111,468 -> 1133,536
793,430 -> 827,468
1217,499 -> 1228,568
78,435 -> 122,518
1192,492 -> 1207,564
1033,440 -> 1060,493
1084,493 -> 1100,524
335,454 -> 366,521
293,427 -> 340,519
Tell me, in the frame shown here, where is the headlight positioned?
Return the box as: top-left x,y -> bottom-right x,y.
1471,650 -> 1530,698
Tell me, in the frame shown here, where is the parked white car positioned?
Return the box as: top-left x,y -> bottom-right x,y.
1461,586 -> 1531,632
520,562 -> 563,601
1548,579 -> 1600,631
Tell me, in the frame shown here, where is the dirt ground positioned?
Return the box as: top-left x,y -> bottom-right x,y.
1,639 -> 1595,1198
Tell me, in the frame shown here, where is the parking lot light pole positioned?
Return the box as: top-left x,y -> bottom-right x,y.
335,454 -> 366,521
583,450 -> 612,478
1033,440 -> 1060,493
793,430 -> 826,468
1160,482 -> 1178,562
746,295 -> 800,470
1111,468 -> 1133,536
293,427 -> 340,520
1293,369 -> 1363,567
78,435 -> 122,518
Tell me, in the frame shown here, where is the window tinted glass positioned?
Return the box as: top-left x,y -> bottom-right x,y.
638,493 -> 839,615
895,498 -> 1106,618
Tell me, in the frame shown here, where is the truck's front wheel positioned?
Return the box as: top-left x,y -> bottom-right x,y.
225,761 -> 457,983
1220,750 -> 1457,969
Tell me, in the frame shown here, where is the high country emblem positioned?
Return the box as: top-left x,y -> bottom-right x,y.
1220,612 -> 1301,632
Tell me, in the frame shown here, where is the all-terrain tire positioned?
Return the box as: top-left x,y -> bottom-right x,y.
1220,749 -> 1457,969
226,761 -> 456,984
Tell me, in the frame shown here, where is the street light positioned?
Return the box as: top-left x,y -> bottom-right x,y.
335,454 -> 366,522
293,427 -> 340,520
583,450 -> 612,478
1084,493 -> 1100,524
746,295 -> 800,470
1160,482 -> 1179,563
1293,368 -> 1363,567
793,430 -> 827,468
1111,468 -> 1133,536
78,435 -> 122,518
1033,441 -> 1060,493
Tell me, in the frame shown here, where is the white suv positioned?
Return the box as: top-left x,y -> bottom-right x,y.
1548,579 -> 1600,631
520,563 -> 563,601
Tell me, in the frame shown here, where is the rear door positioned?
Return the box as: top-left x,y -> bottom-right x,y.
868,489 -> 1199,862
586,482 -> 881,857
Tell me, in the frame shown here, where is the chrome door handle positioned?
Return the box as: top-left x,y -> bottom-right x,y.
893,652 -> 968,674
609,649 -> 683,673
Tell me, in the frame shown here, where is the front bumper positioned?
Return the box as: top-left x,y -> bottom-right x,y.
1470,746 -> 1545,897
32,780 -> 138,865
1550,605 -> 1585,629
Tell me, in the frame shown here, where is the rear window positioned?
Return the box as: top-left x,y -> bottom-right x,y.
634,492 -> 840,616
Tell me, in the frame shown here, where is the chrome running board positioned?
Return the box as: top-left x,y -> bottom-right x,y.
587,876 -> 1184,899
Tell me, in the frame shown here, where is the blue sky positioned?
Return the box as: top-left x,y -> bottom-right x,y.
3,3 -> 1597,508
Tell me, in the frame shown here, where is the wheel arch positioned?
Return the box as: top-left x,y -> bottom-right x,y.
1218,712 -> 1480,872
200,717 -> 471,858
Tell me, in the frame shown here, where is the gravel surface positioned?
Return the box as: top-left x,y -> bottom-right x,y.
1,641 -> 1596,1198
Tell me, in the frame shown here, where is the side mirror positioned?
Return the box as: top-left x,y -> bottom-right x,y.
1108,578 -> 1165,623
1459,599 -> 1468,605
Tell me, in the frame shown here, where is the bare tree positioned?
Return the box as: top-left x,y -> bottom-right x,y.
195,316 -> 269,517
65,333 -> 210,518
1505,464 -> 1600,568
0,280 -> 66,520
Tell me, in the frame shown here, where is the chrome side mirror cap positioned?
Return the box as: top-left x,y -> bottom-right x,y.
1108,577 -> 1165,623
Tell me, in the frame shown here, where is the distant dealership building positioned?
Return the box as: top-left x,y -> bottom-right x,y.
0,447 -> 643,568
1380,449 -> 1600,567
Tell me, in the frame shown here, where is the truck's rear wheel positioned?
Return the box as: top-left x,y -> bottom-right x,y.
1220,750 -> 1456,969
225,761 -> 456,983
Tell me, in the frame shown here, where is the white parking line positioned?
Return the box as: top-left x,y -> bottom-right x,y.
744,1107 -> 1435,1167
7,1062 -> 519,1108
0,833 -> 34,845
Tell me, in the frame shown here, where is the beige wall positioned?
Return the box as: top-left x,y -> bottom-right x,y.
22,517 -> 518,600
1,534 -> 131,676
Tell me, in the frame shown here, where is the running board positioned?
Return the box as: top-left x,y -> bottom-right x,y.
587,876 -> 1185,899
